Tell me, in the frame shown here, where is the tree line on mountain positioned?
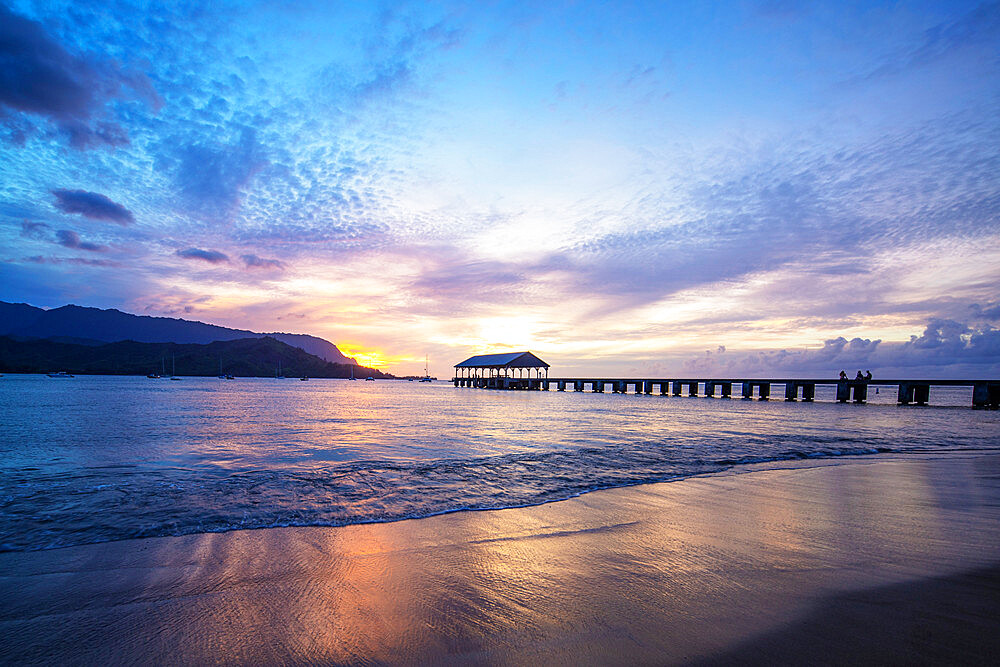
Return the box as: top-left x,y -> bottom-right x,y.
0,301 -> 357,364
0,336 -> 392,379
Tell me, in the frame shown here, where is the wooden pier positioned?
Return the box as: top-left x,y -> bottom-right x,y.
451,376 -> 1000,408
451,352 -> 999,408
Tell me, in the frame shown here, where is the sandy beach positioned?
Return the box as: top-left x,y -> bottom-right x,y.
2,453 -> 999,665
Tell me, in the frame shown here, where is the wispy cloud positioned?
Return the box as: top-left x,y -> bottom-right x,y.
175,248 -> 229,264
55,229 -> 105,252
19,220 -> 50,239
857,2 -> 1000,83
241,254 -> 285,270
51,190 -> 135,225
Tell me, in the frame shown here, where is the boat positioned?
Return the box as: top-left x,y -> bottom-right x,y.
46,371 -> 74,378
169,355 -> 181,380
349,365 -> 357,381
300,376 -> 308,381
365,376 -> 374,381
149,357 -> 166,379
419,355 -> 433,382
276,360 -> 285,379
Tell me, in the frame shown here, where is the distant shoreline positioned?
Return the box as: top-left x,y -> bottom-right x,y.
0,335 -> 395,379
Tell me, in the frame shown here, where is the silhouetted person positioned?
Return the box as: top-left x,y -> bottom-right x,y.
839,371 -> 847,380
855,371 -> 864,380
864,370 -> 872,381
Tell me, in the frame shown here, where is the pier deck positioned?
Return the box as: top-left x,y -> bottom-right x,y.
451,376 -> 1000,408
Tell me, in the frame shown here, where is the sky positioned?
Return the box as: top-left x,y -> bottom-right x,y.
1,0 -> 998,377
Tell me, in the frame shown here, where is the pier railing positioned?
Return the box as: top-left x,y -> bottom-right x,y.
450,376 -> 1000,408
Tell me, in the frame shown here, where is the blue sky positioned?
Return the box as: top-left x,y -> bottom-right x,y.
1,0 -> 998,376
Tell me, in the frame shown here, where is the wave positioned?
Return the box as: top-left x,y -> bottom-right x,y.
0,438 -> 904,552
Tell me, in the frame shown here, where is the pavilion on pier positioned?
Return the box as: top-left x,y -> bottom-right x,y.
454,351 -> 549,380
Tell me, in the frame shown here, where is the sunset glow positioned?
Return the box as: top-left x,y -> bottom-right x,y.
1,1 -> 997,377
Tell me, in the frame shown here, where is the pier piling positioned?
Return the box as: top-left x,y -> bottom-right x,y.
897,382 -> 930,405
972,382 -> 1000,408
837,381 -> 867,403
452,364 -> 997,409
742,382 -> 770,400
785,382 -> 816,401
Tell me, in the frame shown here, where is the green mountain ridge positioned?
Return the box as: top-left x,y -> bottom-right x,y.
0,336 -> 393,379
0,301 -> 357,365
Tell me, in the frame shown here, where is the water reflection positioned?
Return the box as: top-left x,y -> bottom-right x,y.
0,375 -> 997,551
4,455 -> 997,664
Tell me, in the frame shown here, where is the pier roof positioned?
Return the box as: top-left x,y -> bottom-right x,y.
454,351 -> 549,369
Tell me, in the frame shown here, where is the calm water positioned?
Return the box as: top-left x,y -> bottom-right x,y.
1,375 -> 998,551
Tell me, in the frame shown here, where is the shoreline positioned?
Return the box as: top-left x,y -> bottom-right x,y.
3,453 -> 999,664
4,448 -> 995,555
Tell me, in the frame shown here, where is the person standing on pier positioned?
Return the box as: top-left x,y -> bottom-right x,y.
855,371 -> 864,380
864,371 -> 873,381
840,371 -> 848,380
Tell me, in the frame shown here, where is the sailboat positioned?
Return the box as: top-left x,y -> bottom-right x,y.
276,359 -> 285,379
149,357 -> 165,379
419,355 -> 432,382
218,356 -> 233,379
170,355 -> 181,380
349,365 -> 357,381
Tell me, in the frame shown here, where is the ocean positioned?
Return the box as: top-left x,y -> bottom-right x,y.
1,375 -> 997,552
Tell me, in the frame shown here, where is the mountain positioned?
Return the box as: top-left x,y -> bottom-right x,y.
0,301 -> 357,364
0,336 -> 391,378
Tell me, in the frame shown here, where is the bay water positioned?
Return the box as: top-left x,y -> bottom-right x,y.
1,375 -> 997,551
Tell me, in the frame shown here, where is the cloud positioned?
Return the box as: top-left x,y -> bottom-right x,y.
175,247 -> 229,264
0,4 -> 155,148
241,254 -> 285,271
970,302 -> 1000,323
858,2 -> 1000,83
510,106 -> 1000,318
19,220 -> 50,239
51,190 -> 135,225
681,318 -> 1000,376
319,12 -> 464,105
55,229 -> 105,252
159,127 -> 267,220
15,255 -> 117,267
411,259 -> 527,302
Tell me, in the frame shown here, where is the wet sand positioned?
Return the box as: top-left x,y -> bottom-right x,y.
2,453 -> 999,665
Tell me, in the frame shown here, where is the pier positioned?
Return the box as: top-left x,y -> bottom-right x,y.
452,352 -> 1000,408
